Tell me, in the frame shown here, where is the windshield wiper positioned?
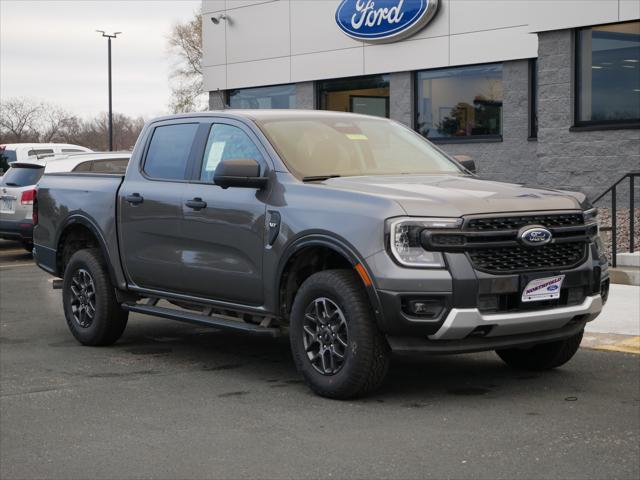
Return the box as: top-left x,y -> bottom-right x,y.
302,175 -> 341,182
3,182 -> 19,186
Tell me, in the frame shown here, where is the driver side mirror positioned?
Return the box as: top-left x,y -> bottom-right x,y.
453,155 -> 476,174
214,158 -> 268,189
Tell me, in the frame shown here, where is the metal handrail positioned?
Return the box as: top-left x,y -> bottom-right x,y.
593,171 -> 639,267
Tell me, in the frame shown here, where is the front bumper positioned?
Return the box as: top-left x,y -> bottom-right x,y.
387,318 -> 588,355
0,219 -> 33,242
366,241 -> 608,345
429,294 -> 602,340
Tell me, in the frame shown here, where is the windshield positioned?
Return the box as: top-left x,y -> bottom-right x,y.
0,165 -> 44,187
257,115 -> 464,179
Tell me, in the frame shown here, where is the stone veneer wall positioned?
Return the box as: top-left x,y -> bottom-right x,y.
535,30 -> 639,204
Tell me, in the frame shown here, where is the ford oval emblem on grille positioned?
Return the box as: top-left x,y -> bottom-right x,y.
519,226 -> 552,247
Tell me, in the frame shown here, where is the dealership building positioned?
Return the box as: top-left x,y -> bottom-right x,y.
201,0 -> 640,201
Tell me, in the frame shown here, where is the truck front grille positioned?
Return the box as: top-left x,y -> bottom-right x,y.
420,211 -> 593,274
466,213 -> 584,231
468,242 -> 587,274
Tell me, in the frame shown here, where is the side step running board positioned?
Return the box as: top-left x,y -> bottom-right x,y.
123,303 -> 281,337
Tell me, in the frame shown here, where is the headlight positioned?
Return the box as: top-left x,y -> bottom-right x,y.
583,208 -> 599,236
583,208 -> 598,226
387,217 -> 462,267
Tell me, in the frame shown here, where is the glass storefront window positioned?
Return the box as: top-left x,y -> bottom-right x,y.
318,75 -> 390,118
227,84 -> 296,109
576,21 -> 640,125
416,64 -> 503,140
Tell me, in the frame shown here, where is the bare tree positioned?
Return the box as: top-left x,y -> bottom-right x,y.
41,106 -> 77,142
81,113 -> 145,151
0,96 -> 145,151
167,9 -> 207,113
0,98 -> 42,142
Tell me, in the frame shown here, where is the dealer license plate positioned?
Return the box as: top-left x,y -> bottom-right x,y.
521,275 -> 565,302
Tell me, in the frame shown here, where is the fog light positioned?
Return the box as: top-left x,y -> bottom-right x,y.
411,301 -> 431,314
402,297 -> 445,318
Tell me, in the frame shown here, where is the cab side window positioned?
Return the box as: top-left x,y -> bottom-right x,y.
144,123 -> 198,180
28,149 -> 54,159
200,124 -> 263,182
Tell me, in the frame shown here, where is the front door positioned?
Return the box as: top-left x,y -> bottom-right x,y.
179,120 -> 269,305
119,121 -> 200,293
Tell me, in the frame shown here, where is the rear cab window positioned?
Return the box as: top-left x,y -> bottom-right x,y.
0,165 -> 45,187
143,124 -> 199,180
72,158 -> 129,174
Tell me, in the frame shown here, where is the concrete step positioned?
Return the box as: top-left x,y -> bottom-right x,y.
617,252 -> 640,268
611,252 -> 640,286
609,266 -> 640,286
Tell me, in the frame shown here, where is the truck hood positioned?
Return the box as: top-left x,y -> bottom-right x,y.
321,175 -> 588,217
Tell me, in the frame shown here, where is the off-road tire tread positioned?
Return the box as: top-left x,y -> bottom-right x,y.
290,269 -> 390,399
496,329 -> 584,370
63,248 -> 128,346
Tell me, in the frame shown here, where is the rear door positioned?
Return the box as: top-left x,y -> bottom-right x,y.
179,119 -> 270,305
118,120 -> 200,293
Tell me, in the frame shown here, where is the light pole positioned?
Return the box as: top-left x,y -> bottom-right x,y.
96,30 -> 121,151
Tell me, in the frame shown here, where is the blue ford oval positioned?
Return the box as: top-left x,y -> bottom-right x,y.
335,0 -> 439,43
520,227 -> 553,247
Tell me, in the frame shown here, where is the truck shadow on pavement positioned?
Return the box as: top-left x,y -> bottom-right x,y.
65,317 -> 593,404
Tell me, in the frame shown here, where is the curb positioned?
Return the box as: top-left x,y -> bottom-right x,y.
582,333 -> 640,355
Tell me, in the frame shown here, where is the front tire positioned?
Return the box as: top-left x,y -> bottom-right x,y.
62,248 -> 128,346
496,329 -> 584,370
289,270 -> 390,399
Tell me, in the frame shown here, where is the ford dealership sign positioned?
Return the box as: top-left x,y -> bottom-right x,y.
335,0 -> 439,43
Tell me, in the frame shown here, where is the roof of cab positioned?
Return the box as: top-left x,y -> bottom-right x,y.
147,109 -> 382,125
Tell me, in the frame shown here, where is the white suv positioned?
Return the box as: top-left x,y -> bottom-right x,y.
0,152 -> 130,251
0,143 -> 92,173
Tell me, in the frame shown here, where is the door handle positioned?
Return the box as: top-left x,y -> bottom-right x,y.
125,193 -> 143,205
185,197 -> 207,210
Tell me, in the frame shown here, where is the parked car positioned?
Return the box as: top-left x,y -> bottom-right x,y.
44,152 -> 130,174
32,111 -> 609,399
1,153 -> 130,251
0,143 -> 92,174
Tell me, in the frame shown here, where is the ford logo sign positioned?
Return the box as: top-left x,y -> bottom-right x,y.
519,226 -> 553,247
335,0 -> 439,43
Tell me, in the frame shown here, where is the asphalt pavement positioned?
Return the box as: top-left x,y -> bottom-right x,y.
1,240 -> 639,480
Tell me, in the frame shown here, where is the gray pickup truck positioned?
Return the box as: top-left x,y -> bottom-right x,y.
33,110 -> 609,398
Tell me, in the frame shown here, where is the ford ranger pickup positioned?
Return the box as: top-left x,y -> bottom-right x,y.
33,110 -> 609,399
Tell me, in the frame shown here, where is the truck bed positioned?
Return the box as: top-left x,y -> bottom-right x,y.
34,173 -> 126,288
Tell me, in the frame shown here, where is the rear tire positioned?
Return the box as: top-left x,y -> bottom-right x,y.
496,329 -> 584,370
289,269 -> 390,399
62,248 -> 128,346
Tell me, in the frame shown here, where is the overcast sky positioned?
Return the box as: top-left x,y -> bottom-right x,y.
1,0 -> 201,119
